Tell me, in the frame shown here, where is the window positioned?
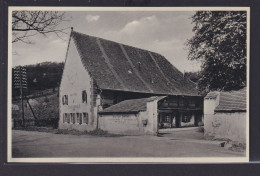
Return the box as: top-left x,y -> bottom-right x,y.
63,113 -> 69,123
76,113 -> 81,124
62,95 -> 68,105
83,113 -> 88,124
163,115 -> 170,122
63,113 -> 66,123
72,113 -> 76,124
70,113 -> 73,123
79,113 -> 82,124
66,113 -> 70,123
82,90 -> 87,104
182,113 -> 192,123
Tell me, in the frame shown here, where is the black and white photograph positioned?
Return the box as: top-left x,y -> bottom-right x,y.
8,7 -> 249,162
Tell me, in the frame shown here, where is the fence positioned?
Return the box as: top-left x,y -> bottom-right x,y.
13,118 -> 59,129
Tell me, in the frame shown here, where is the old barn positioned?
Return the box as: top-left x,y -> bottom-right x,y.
59,29 -> 203,135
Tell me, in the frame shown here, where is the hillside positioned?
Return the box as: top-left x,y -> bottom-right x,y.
13,92 -> 59,120
12,61 -> 64,98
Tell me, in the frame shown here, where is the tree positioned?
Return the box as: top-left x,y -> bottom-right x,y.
184,71 -> 201,83
12,11 -> 67,43
186,11 -> 247,92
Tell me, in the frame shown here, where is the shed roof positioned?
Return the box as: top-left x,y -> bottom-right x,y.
99,96 -> 166,114
215,87 -> 247,112
204,91 -> 218,99
71,31 -> 199,96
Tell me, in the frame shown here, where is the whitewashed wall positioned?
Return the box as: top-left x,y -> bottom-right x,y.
99,99 -> 158,135
204,112 -> 246,143
204,93 -> 246,143
59,38 -> 96,131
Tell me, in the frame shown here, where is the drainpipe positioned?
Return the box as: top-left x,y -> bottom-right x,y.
96,105 -> 99,129
96,92 -> 102,129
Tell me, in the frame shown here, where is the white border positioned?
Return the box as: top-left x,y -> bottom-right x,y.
8,6 -> 250,163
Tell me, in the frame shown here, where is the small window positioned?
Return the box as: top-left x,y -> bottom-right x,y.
70,113 -> 73,123
62,95 -> 68,105
76,113 -> 81,124
79,113 -> 82,124
72,113 -> 76,124
182,114 -> 192,123
66,113 -> 70,123
82,90 -> 87,104
83,113 -> 88,124
64,113 -> 67,123
63,113 -> 66,123
165,116 -> 170,122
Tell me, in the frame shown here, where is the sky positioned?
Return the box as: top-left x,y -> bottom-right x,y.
12,11 -> 201,73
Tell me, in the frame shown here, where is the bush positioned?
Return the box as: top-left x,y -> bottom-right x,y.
54,128 -> 123,137
197,126 -> 204,133
229,142 -> 246,152
88,128 -> 108,136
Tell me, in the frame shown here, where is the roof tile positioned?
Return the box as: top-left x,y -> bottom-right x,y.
215,87 -> 247,112
99,96 -> 166,114
71,31 -> 199,96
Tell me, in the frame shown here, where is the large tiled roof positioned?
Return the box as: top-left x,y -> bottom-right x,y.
71,31 -> 200,96
99,96 -> 166,114
215,87 -> 247,112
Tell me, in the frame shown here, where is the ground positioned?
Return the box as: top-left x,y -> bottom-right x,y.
12,127 -> 245,158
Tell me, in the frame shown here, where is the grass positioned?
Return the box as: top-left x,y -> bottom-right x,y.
14,126 -> 123,137
228,142 -> 246,152
13,93 -> 59,120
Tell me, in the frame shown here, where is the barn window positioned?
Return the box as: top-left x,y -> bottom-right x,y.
72,113 -> 76,124
70,113 -> 73,123
63,113 -> 68,123
63,113 -> 66,123
62,95 -> 68,105
79,113 -> 82,124
182,113 -> 192,123
76,113 -> 82,124
82,90 -> 87,104
83,113 -> 88,124
66,113 -> 70,123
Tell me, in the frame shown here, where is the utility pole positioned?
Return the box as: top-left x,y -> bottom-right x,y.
14,66 -> 28,127
20,67 -> 24,126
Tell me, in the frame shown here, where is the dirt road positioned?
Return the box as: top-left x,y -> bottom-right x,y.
12,127 -> 245,158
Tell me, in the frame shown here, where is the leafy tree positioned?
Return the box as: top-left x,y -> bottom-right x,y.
186,11 -> 247,92
12,11 -> 67,44
184,71 -> 201,83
